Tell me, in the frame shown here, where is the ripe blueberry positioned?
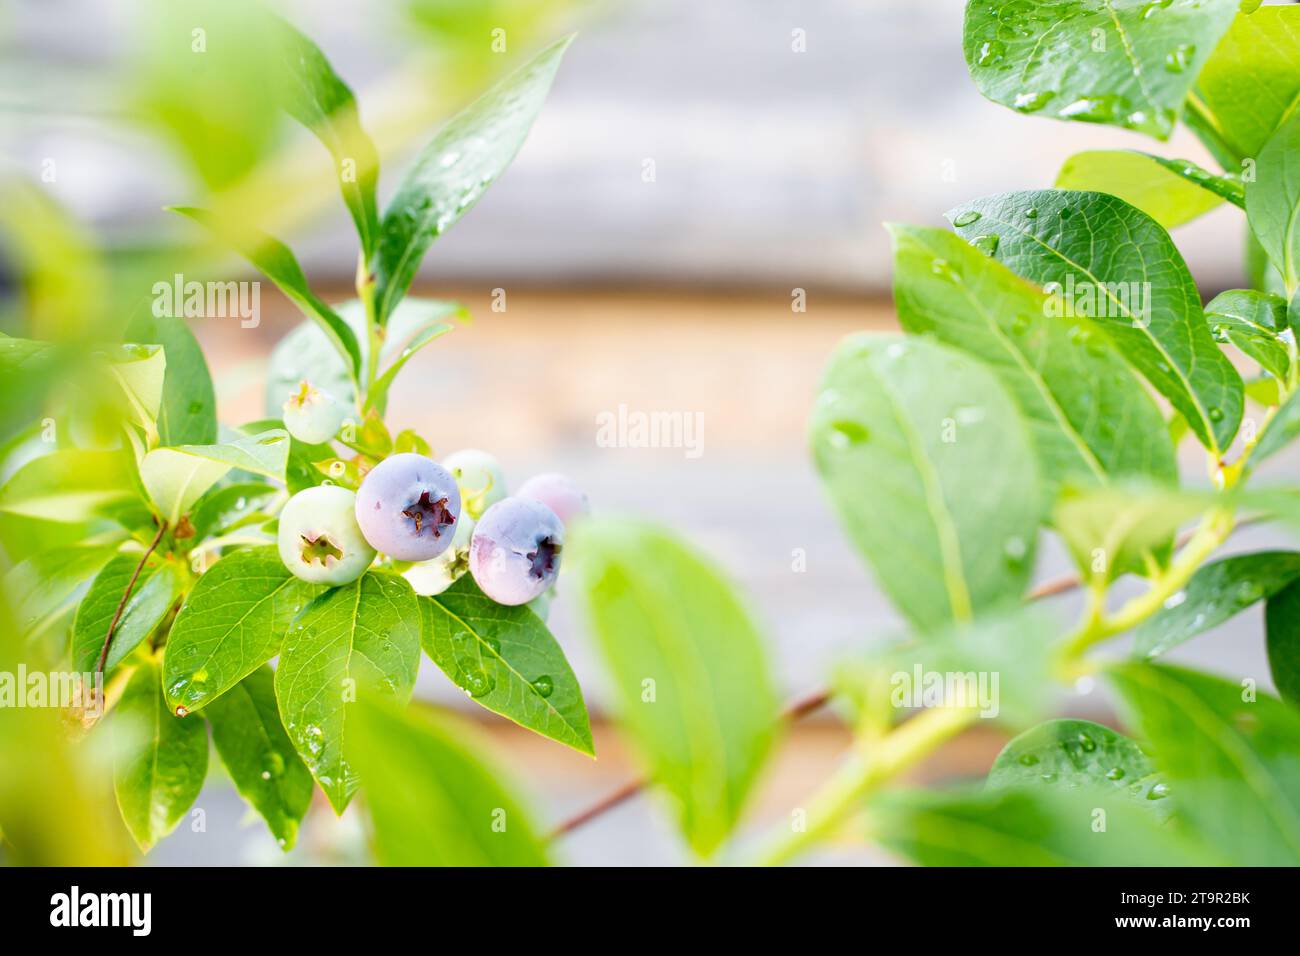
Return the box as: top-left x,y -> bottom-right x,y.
403,516 -> 474,596
442,448 -> 507,519
469,497 -> 564,606
355,452 -> 461,561
282,380 -> 346,445
277,485 -> 375,585
516,472 -> 589,526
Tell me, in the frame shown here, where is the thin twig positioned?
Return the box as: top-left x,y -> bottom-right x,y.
95,520 -> 168,680
547,518 -> 1263,840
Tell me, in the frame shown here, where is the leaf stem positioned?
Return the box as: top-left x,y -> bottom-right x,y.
753,706 -> 974,867
94,520 -> 168,682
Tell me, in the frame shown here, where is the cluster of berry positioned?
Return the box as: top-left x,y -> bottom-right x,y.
276,383 -> 587,610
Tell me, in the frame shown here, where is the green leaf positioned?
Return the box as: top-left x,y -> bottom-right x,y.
1204,289 -> 1290,380
273,15 -> 380,260
187,481 -> 279,542
105,343 -> 166,433
1192,5 -> 1300,163
204,665 -> 313,850
3,544 -> 116,640
1250,387 -> 1300,472
112,657 -> 208,853
570,517 -> 778,856
238,420 -> 332,495
870,786 -> 1215,867
420,576 -> 593,755
0,449 -> 138,523
811,334 -> 1041,630
950,190 -> 1244,454
140,429 -> 289,525
168,206 -> 362,378
71,551 -> 185,677
373,37 -> 571,323
1133,551 -> 1300,659
274,572 -> 421,813
351,700 -> 549,866
889,224 -> 1175,498
125,314 -> 218,446
264,297 -> 462,412
1246,109 -> 1300,294
1108,661 -> 1300,865
363,321 -> 455,414
987,718 -> 1167,810
0,333 -> 56,375
1055,150 -> 1240,229
1053,483 -> 1211,583
163,547 -> 321,715
962,0 -> 1238,139
1266,580 -> 1300,707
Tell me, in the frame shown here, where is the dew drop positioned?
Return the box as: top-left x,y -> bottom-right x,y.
174,705 -> 188,718
532,675 -> 554,698
1105,767 -> 1125,781
970,234 -> 1000,257
828,420 -> 870,449
1018,753 -> 1040,766
976,39 -> 1006,66
1208,406 -> 1225,422
1147,782 -> 1170,801
1013,90 -> 1055,113
953,210 -> 982,227
1077,732 -> 1096,753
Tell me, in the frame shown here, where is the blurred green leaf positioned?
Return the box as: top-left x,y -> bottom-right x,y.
125,314 -> 218,446
273,14 -> 381,260
0,450 -> 139,523
888,224 -> 1175,500
71,551 -> 185,677
113,657 -> 209,853
1055,151 -> 1238,229
164,547 -> 321,715
962,0 -> 1237,139
1133,551 -> 1300,659
950,190 -> 1243,454
169,206 -> 362,378
1266,580 -> 1300,707
1053,484 -> 1212,583
275,572 -> 420,813
205,665 -> 313,850
571,517 -> 777,856
374,36 -> 571,323
419,575 -> 593,755
3,544 -> 117,641
352,700 -> 549,866
0,180 -> 107,339
140,428 -> 289,525
134,0 -> 287,190
811,334 -> 1041,630
870,786 -> 1216,866
1109,661 -> 1300,865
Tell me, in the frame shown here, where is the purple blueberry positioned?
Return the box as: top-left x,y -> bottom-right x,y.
469,497 -> 564,605
516,472 -> 589,526
355,453 -> 462,561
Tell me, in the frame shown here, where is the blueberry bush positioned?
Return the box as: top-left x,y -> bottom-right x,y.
4,0 -> 1300,867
